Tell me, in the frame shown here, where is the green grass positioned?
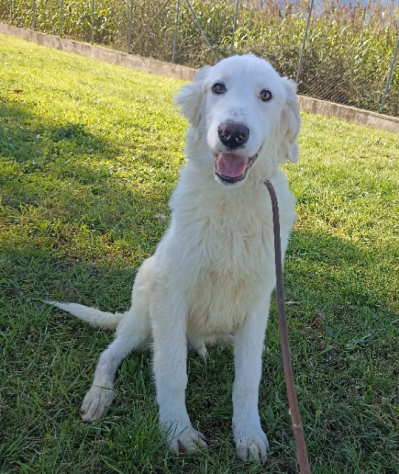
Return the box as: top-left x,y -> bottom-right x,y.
0,34 -> 398,474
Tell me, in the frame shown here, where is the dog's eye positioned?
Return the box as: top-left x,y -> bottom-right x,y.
260,89 -> 272,102
212,83 -> 226,95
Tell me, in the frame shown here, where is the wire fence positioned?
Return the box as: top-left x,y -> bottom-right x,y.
1,0 -> 399,116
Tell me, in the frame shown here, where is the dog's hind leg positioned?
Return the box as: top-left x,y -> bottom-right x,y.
80,259 -> 152,423
80,307 -> 150,422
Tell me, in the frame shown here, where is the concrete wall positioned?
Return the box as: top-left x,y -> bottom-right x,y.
1,23 -> 398,133
298,96 -> 399,134
0,23 -> 196,82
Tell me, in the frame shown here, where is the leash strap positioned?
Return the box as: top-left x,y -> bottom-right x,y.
264,180 -> 311,474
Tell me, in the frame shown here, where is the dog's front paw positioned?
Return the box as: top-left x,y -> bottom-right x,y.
161,419 -> 208,453
80,385 -> 115,423
233,420 -> 269,462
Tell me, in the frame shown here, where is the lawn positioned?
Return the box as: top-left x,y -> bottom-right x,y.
0,34 -> 398,474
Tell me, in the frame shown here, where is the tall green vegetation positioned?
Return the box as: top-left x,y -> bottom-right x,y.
1,0 -> 398,114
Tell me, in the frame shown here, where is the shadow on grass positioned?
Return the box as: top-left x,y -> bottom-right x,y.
1,101 -> 398,473
0,100 -> 170,264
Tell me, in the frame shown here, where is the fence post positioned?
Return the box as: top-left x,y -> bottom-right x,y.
33,0 -> 36,30
10,0 -> 13,22
172,0 -> 180,63
185,0 -> 218,61
91,0 -> 94,45
379,34 -> 399,114
296,0 -> 314,83
60,0 -> 63,37
128,0 -> 134,54
230,0 -> 239,56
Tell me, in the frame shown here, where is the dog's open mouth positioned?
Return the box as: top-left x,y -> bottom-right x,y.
213,152 -> 258,185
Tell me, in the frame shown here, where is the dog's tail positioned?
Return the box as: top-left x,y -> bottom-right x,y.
45,301 -> 125,330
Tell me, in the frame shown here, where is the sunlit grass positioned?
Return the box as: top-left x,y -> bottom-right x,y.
0,34 -> 398,473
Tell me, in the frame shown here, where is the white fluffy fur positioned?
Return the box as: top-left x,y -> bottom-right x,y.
48,54 -> 301,462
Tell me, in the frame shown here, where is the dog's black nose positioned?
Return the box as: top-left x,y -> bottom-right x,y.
218,123 -> 249,149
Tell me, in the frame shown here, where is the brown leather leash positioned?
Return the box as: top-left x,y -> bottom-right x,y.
264,180 -> 311,474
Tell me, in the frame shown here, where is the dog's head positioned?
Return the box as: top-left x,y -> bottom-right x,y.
175,54 -> 301,186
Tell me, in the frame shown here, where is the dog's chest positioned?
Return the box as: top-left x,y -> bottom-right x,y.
185,207 -> 276,335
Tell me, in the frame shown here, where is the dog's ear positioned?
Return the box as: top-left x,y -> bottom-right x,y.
175,66 -> 211,127
279,77 -> 301,163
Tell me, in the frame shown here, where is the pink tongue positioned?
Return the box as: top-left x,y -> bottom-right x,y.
216,153 -> 249,178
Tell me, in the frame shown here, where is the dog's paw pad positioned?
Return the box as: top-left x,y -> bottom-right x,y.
234,423 -> 269,462
80,386 -> 115,422
163,422 -> 208,453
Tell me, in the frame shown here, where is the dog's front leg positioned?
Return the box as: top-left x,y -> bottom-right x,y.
232,300 -> 270,462
151,294 -> 207,453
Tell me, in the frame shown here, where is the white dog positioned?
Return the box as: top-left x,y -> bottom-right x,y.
48,54 -> 300,462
